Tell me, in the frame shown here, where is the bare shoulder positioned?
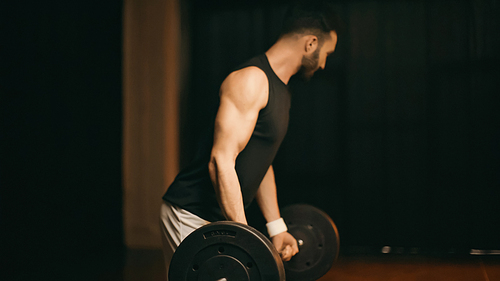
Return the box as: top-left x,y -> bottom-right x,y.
220,66 -> 269,110
224,66 -> 268,88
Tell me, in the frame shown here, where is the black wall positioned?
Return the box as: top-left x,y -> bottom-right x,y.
182,0 -> 500,254
1,1 -> 124,279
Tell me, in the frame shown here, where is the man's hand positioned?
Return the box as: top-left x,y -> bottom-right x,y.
271,231 -> 299,261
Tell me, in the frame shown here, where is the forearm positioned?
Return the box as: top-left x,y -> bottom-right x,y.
255,166 -> 281,223
208,157 -> 247,224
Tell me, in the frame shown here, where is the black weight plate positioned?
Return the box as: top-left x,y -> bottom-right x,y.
281,204 -> 339,281
169,221 -> 285,281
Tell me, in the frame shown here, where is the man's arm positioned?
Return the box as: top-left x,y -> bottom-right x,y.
208,66 -> 268,225
255,166 -> 299,261
255,165 -> 280,222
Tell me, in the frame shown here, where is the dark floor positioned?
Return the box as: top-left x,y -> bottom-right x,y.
322,256 -> 500,281
99,249 -> 500,281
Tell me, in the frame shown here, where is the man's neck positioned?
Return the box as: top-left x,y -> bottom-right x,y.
265,38 -> 303,85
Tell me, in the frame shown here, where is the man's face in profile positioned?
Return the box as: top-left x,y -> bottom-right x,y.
298,31 -> 338,81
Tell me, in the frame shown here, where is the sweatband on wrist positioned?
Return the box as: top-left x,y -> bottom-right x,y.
266,217 -> 288,237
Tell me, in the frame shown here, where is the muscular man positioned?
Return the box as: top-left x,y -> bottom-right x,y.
160,2 -> 341,277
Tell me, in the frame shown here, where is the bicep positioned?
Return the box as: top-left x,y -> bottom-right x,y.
212,98 -> 259,158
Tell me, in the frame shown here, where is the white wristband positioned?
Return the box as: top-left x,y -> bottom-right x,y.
266,217 -> 288,237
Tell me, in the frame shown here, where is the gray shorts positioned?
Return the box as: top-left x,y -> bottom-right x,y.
159,201 -> 210,280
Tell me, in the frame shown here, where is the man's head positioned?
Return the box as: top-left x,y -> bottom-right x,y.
280,1 -> 342,80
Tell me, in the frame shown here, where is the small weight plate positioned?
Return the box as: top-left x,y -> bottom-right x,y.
169,221 -> 286,281
281,204 -> 339,281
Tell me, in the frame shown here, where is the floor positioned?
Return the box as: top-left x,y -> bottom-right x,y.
99,249 -> 500,281
321,256 -> 500,281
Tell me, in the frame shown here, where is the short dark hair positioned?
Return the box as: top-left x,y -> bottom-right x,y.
280,1 -> 343,41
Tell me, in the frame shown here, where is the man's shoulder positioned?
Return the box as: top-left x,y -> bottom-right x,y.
224,66 -> 268,90
220,66 -> 269,109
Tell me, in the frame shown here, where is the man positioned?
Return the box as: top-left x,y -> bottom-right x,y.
160,2 -> 341,277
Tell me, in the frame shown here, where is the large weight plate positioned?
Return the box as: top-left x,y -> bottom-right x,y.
281,204 -> 339,281
169,221 -> 285,281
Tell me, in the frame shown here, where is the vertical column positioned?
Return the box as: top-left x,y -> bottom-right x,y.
123,0 -> 180,248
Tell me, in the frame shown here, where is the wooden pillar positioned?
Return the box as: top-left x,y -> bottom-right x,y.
123,0 -> 181,248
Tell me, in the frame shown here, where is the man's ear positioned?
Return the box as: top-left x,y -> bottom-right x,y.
304,35 -> 319,54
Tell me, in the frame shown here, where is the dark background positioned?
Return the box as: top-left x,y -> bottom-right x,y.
1,1 -> 123,279
1,0 -> 499,279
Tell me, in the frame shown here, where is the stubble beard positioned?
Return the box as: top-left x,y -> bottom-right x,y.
298,48 -> 320,81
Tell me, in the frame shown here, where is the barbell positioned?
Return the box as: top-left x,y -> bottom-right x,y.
169,204 -> 339,281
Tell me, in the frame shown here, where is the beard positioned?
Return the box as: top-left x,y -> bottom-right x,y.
297,48 -> 320,81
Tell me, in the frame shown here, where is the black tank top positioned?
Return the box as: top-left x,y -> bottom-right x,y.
163,54 -> 291,222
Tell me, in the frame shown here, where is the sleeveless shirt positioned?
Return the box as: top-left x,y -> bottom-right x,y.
163,54 -> 291,222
